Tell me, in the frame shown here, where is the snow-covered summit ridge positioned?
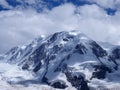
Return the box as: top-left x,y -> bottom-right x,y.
3,30 -> 90,59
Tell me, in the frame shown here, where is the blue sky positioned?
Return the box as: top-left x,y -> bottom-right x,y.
0,0 -> 120,53
0,0 -> 117,15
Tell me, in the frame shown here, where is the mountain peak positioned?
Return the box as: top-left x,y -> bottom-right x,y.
1,30 -> 120,90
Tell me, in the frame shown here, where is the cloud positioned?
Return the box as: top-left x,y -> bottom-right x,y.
0,3 -> 77,53
0,3 -> 120,53
88,0 -> 120,9
0,0 -> 12,8
75,4 -> 120,44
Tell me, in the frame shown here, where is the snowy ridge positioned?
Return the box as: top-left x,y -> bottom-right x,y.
0,30 -> 120,90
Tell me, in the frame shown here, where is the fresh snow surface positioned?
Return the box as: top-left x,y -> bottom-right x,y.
0,61 -> 34,83
0,61 -> 76,90
0,60 -> 120,90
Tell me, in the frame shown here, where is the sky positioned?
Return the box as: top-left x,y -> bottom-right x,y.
0,0 -> 120,53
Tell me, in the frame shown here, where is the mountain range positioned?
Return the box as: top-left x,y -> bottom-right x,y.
0,30 -> 120,90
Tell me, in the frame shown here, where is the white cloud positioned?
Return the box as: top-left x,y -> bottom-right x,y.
0,4 -> 77,53
0,0 -> 12,8
76,4 -> 107,18
88,0 -> 120,9
75,4 -> 120,44
1,3 -> 120,53
88,0 -> 115,8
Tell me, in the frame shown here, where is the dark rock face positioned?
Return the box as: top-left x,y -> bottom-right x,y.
30,43 -> 47,66
109,47 -> 120,64
52,44 -> 63,54
50,80 -> 68,89
90,41 -> 107,58
48,32 -> 65,43
111,48 -> 120,59
33,62 -> 42,72
22,64 -> 29,70
108,56 -> 118,70
33,43 -> 47,63
75,43 -> 87,54
63,38 -> 69,41
91,65 -> 111,79
65,70 -> 89,90
49,33 -> 59,43
42,76 -> 49,84
108,47 -> 120,70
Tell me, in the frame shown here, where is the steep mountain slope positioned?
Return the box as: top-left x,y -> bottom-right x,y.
1,30 -> 120,90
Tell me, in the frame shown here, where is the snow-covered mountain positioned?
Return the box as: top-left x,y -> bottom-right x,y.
1,30 -> 120,90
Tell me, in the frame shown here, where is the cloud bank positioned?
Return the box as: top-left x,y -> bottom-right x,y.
0,2 -> 120,53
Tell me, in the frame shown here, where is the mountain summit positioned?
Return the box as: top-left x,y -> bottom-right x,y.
1,30 -> 120,90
